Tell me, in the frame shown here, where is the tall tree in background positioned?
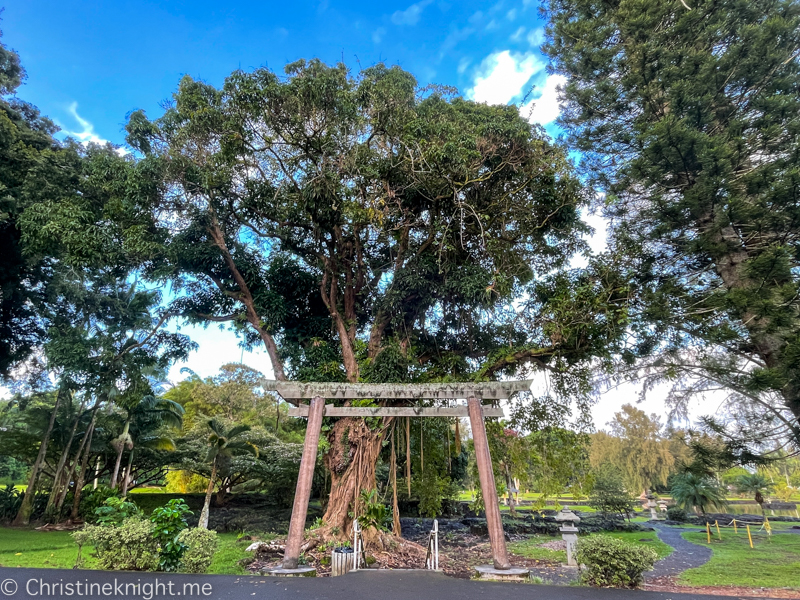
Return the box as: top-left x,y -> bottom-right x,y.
123,60 -> 629,540
589,404 -> 675,493
544,0 -> 800,449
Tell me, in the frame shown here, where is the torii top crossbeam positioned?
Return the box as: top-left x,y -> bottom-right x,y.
263,379 -> 533,404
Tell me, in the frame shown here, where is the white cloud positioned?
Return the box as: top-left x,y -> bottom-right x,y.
510,26 -> 526,41
457,57 -> 472,74
506,8 -> 518,20
469,50 -> 544,106
526,28 -> 544,48
391,0 -> 433,26
372,27 -> 386,43
520,73 -> 566,126
61,102 -> 127,155
63,102 -> 107,145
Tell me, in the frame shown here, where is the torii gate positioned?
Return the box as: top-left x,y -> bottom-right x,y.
263,380 -> 532,573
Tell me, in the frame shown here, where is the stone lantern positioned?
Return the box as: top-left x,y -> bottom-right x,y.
646,494 -> 659,520
555,506 -> 581,567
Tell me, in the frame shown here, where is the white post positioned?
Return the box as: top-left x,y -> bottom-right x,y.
352,520 -> 361,571
434,519 -> 439,570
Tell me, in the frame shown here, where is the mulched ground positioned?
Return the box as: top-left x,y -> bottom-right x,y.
246,531 -> 572,580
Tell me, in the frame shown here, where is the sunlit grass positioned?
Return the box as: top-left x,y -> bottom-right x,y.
0,527 -> 264,575
680,531 -> 800,588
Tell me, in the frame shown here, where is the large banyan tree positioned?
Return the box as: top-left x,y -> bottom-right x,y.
123,60 -> 628,536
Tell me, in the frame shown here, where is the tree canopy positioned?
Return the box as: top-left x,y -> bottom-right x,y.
544,0 -> 800,450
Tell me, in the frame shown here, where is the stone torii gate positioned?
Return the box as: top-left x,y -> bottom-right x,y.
262,380 -> 532,575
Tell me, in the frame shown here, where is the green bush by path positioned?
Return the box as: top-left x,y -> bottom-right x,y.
577,534 -> 658,588
509,529 -> 671,565
680,532 -> 800,589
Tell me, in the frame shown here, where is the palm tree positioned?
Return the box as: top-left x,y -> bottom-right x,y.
736,473 -> 774,515
670,472 -> 728,515
198,420 -> 258,529
110,394 -> 184,488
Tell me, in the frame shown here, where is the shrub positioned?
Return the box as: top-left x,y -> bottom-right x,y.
589,467 -> 635,520
79,486 -> 118,522
576,535 -> 658,588
73,518 -> 159,571
177,528 -> 219,574
95,496 -> 141,525
150,499 -> 192,572
666,507 -> 687,522
0,484 -> 22,522
670,472 -> 727,515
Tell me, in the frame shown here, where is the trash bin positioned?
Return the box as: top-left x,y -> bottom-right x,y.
331,546 -> 354,576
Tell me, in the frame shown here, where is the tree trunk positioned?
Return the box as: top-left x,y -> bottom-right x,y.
70,415 -> 97,522
322,418 -> 388,539
121,449 -> 135,497
390,424 -> 401,536
45,398 -> 85,518
505,464 -> 516,517
56,413 -> 95,514
406,417 -> 411,497
12,388 -> 64,526
198,460 -> 217,530
110,420 -> 130,488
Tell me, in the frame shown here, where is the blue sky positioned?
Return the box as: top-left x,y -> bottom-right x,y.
4,0 -> 707,428
4,0 -> 563,148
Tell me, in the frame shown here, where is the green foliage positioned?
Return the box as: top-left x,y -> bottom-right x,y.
670,472 -> 728,515
149,499 -> 192,572
736,473 -> 774,509
589,405 -> 675,494
355,489 -> 391,532
588,467 -> 635,520
415,471 -> 448,519
79,486 -> 119,523
544,0 -> 800,445
73,518 -> 159,571
0,484 -> 21,521
666,507 -> 687,522
576,535 -> 658,588
95,496 -> 141,526
177,528 -> 218,574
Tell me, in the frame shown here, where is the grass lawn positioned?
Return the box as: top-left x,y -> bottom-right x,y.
509,529 -> 672,564
0,528 -> 259,575
680,531 -> 800,589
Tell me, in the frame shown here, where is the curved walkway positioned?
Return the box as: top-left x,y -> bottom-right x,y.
646,524 -> 712,581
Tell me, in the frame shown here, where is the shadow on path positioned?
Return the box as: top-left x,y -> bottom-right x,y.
646,523 -> 711,581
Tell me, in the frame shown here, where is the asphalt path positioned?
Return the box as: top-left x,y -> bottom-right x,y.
646,524 -> 712,580
0,567 -> 777,600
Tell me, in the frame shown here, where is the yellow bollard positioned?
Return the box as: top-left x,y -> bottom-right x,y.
706,522 -> 711,543
715,520 -> 721,541
733,519 -> 737,533
747,524 -> 753,548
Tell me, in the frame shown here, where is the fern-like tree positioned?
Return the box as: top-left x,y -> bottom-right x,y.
110,394 -> 185,489
670,472 -> 727,515
736,473 -> 774,515
198,420 -> 258,529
